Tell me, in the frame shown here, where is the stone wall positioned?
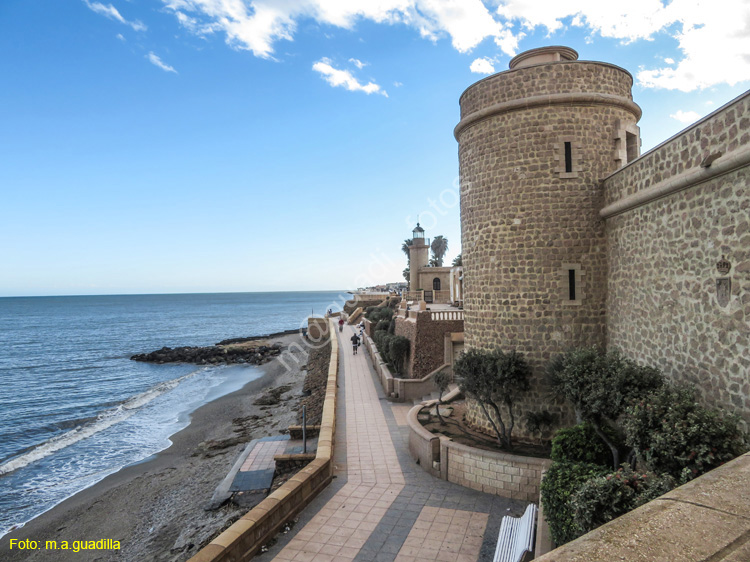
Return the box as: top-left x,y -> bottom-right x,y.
602,93 -> 749,205
457,58 -> 639,433
458,61 -> 634,119
603,92 -> 750,429
343,298 -> 385,315
443,440 -> 550,502
395,311 -> 464,379
407,405 -> 550,502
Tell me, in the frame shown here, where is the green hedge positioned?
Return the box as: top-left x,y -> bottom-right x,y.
551,423 -> 621,467
623,384 -> 748,482
541,461 -> 610,546
572,465 -> 675,535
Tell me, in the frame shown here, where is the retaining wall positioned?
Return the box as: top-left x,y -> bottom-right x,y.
407,404 -> 549,502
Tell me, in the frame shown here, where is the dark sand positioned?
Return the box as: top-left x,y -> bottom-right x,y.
0,333 -> 310,562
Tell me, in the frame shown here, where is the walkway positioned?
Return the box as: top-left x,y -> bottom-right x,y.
255,324 -> 526,562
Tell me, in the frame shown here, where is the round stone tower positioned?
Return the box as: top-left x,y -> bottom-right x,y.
455,46 -> 641,430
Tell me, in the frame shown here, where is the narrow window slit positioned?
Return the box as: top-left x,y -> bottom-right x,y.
568,269 -> 576,301
564,142 -> 573,173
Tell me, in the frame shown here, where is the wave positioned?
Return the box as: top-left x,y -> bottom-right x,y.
0,368 -> 205,477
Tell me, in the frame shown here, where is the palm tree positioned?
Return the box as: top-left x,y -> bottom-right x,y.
430,235 -> 448,267
402,239 -> 412,263
452,253 -> 462,266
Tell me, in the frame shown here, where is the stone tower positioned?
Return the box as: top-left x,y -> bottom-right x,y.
455,46 -> 641,427
408,223 -> 429,291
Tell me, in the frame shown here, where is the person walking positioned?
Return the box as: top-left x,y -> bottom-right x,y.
350,333 -> 360,355
338,317 -> 345,332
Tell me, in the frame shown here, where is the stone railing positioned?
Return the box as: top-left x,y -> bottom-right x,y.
406,403 -> 549,502
188,319 -> 339,562
430,310 -> 464,321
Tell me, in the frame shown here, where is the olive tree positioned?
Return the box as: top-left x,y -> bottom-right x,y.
454,348 -> 531,449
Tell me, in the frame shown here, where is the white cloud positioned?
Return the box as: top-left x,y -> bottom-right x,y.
470,56 -> 495,74
159,0 -> 750,92
162,0 -> 518,59
670,109 -> 701,123
312,58 -> 387,96
116,33 -> 125,41
349,58 -> 368,69
495,0 -> 750,92
147,52 -> 178,73
393,81 -> 404,87
83,0 -> 146,31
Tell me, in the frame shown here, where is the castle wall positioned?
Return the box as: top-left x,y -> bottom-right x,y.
456,58 -> 640,433
395,312 -> 464,379
603,92 -> 750,428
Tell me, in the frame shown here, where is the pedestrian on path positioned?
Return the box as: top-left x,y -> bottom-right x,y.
350,333 -> 360,355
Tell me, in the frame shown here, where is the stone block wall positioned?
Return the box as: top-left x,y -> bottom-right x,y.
406,403 -> 549,501
602,93 -> 749,205
459,61 -> 634,119
603,92 -> 750,429
395,312 -> 464,379
457,59 -> 639,433
442,439 -> 550,502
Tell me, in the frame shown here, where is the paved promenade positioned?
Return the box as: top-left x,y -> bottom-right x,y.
256,325 -> 526,562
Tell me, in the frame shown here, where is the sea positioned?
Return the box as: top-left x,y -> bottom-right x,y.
0,291 -> 348,537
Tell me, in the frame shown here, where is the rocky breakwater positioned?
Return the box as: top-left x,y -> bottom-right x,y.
131,340 -> 283,366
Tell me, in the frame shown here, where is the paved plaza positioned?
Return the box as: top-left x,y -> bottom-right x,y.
255,325 -> 527,562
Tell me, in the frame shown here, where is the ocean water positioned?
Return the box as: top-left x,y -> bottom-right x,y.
0,291 -> 348,537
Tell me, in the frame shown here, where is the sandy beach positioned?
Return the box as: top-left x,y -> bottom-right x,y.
0,332 -> 312,562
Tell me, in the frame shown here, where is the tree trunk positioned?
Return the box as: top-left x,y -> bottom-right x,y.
505,399 -> 515,449
593,423 -> 620,469
487,401 -> 509,449
436,391 -> 445,425
478,401 -> 505,449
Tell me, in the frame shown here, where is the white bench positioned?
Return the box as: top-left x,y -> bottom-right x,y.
493,503 -> 538,562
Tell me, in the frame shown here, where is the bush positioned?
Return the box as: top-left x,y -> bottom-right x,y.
373,331 -> 391,362
551,423 -> 620,467
541,461 -> 610,546
547,348 -> 663,468
366,307 -> 393,324
572,465 -> 675,535
623,384 -> 748,482
375,319 -> 390,332
387,335 -> 410,375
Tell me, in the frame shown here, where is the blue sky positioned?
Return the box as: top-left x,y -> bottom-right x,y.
1,0 -> 749,296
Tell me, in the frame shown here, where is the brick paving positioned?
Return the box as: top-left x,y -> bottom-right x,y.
256,325 -> 527,562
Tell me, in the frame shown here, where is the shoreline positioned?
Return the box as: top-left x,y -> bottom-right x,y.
0,332 -> 310,561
